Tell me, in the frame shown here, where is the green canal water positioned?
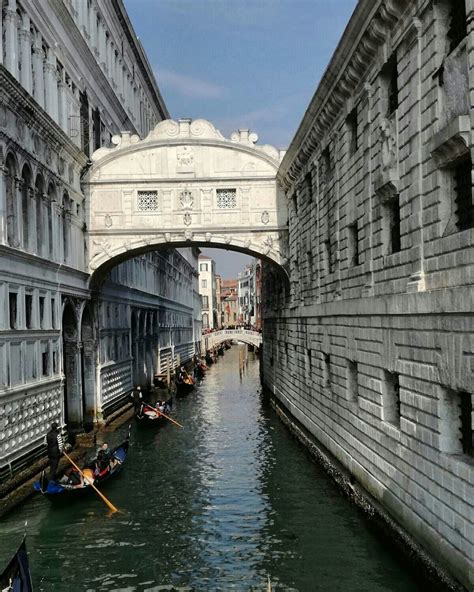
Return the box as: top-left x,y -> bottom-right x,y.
0,346 -> 429,591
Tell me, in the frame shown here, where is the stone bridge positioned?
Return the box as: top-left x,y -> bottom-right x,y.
85,118 -> 289,286
202,329 -> 262,351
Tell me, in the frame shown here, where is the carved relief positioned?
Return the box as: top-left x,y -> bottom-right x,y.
261,210 -> 270,225
183,212 -> 192,226
380,118 -> 397,171
180,190 -> 194,210
177,146 -> 194,173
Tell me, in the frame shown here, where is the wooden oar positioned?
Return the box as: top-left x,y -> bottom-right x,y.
144,403 -> 183,428
63,451 -> 118,514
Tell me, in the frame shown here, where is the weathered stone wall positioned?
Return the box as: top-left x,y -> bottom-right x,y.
264,0 -> 473,588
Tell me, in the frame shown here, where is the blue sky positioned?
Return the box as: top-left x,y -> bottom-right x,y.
124,0 -> 357,276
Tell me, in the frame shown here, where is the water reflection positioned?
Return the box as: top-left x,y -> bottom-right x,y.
0,346 -> 426,591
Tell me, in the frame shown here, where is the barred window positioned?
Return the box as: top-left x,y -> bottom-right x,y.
137,190 -> 158,211
216,188 -> 237,209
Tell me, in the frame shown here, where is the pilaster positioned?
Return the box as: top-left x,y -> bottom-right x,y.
19,15 -> 32,93
4,4 -> 18,79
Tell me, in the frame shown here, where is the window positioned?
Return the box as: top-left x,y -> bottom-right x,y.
383,54 -> 399,115
51,298 -> 56,329
137,190 -> 158,211
459,391 -> 473,456
202,295 -> 209,309
321,146 -> 333,180
200,263 -> 208,272
347,107 -> 358,154
216,188 -> 237,209
202,312 -> 209,329
201,279 -> 207,288
347,360 -> 359,402
439,389 -> 473,457
382,371 -> 401,427
324,239 -> 333,273
348,222 -> 360,266
447,0 -> 467,53
39,296 -> 45,328
79,90 -> 90,156
25,294 -> 33,329
453,157 -> 473,231
383,195 -> 401,255
41,342 -> 50,376
305,171 -> 313,202
9,292 -> 18,329
323,353 -> 331,389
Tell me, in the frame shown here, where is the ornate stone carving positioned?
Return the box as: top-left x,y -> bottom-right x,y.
165,232 -> 171,242
261,210 -> 270,225
104,214 -> 113,228
205,232 -> 212,242
184,229 -> 193,241
380,117 -> 397,171
177,146 -> 194,173
183,212 -> 192,226
179,189 -> 193,210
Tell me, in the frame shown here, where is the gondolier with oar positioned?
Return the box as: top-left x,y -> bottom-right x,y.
46,422 -> 63,480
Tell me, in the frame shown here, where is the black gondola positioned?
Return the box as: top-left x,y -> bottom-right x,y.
33,428 -> 131,502
0,536 -> 33,591
136,399 -> 172,424
175,379 -> 195,396
205,353 -> 214,365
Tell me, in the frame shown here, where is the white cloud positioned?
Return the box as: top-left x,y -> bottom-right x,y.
155,68 -> 226,99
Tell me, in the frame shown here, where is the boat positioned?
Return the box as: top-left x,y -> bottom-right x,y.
0,535 -> 33,591
33,428 -> 131,501
175,376 -> 195,396
136,399 -> 172,424
205,352 -> 214,365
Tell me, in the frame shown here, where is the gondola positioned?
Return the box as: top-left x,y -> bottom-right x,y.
33,427 -> 131,502
205,352 -> 214,365
0,535 -> 33,591
136,399 -> 172,425
175,377 -> 195,396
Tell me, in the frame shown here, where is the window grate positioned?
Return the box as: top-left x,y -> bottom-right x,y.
137,190 -> 158,211
216,189 -> 237,209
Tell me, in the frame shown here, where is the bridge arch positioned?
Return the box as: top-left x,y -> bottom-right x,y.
84,118 -> 289,284
203,329 -> 262,351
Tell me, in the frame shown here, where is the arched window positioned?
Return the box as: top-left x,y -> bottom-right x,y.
21,163 -> 32,251
5,153 -> 18,247
62,192 -> 70,263
35,173 -> 44,256
47,182 -> 55,258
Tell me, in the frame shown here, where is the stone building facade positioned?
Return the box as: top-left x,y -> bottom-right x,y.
0,0 -> 199,479
199,254 -> 217,330
263,0 -> 473,588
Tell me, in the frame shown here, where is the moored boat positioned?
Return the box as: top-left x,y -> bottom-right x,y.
33,428 -> 131,502
176,377 -> 195,396
0,535 -> 33,591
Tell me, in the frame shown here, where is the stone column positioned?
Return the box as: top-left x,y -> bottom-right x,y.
99,22 -> 106,69
32,33 -> 45,108
52,202 -> 62,262
57,80 -> 68,132
15,177 -> 23,248
4,1 -> 18,79
28,186 -> 36,253
0,165 -> 6,245
89,3 -> 97,53
44,48 -> 58,122
63,341 -> 83,428
19,14 -> 32,93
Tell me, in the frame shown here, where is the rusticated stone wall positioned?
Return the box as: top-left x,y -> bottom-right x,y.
263,0 -> 474,589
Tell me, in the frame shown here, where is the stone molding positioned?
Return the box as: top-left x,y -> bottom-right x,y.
277,0 -> 410,191
430,115 -> 471,168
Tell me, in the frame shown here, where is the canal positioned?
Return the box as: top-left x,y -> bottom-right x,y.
0,345 -> 428,591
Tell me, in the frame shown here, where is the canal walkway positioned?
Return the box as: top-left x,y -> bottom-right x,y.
0,346 -> 429,591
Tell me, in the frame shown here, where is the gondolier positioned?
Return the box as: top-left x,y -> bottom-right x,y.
46,422 -> 63,480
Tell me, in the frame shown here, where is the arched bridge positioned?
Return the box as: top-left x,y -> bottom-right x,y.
202,329 -> 262,351
85,118 -> 289,285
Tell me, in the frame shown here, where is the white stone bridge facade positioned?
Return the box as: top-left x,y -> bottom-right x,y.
85,118 -> 288,285
202,329 -> 262,352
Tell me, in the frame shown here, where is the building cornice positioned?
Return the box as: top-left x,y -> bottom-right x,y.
112,0 -> 169,121
48,0 -> 155,132
277,0 -> 410,192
